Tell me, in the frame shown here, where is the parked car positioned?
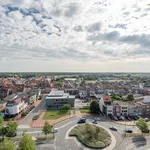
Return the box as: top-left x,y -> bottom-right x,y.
113,116 -> 118,121
52,128 -> 58,133
125,129 -> 133,133
109,126 -> 118,131
32,114 -> 40,120
119,116 -> 125,121
126,116 -> 131,121
92,118 -> 98,124
145,118 -> 149,122
78,118 -> 86,124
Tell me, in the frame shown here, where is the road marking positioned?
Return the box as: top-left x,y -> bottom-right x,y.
126,141 -> 150,150
56,120 -> 77,129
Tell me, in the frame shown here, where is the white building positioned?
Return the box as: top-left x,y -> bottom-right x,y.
99,95 -> 113,116
5,96 -> 28,116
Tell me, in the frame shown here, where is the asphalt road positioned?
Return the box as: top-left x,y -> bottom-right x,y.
17,116 -> 150,150
20,95 -> 46,126
116,137 -> 150,150
53,116 -> 122,150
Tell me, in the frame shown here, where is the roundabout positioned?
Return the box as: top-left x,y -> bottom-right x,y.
69,123 -> 111,149
54,116 -> 119,150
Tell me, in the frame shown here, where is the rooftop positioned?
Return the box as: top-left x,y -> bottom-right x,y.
46,89 -> 74,99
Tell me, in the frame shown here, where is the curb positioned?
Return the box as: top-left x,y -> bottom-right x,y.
66,123 -> 116,150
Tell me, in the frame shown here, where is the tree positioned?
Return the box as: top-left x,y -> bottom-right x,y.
0,139 -> 15,150
136,118 -> 149,133
5,121 -> 18,138
0,126 -> 7,140
90,100 -> 100,114
61,104 -> 71,111
42,121 -> 52,138
126,94 -> 134,101
18,133 -> 36,150
0,115 -> 3,127
55,81 -> 63,88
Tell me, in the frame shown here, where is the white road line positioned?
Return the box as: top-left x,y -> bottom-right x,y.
126,142 -> 150,150
56,120 -> 77,129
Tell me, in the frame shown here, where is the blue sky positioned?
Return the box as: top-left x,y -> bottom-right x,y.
0,0 -> 150,72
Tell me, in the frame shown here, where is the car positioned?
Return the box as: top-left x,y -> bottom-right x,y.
125,129 -> 133,133
119,116 -> 125,121
92,119 -> 98,124
113,116 -> 118,121
109,126 -> 118,131
78,118 -> 86,124
145,118 -> 149,122
32,114 -> 40,120
52,128 -> 58,133
126,116 -> 131,121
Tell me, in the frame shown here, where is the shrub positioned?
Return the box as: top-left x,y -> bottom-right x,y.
69,124 -> 111,149
21,112 -> 26,117
95,141 -> 105,148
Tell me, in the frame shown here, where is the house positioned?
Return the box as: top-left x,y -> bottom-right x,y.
45,89 -> 75,109
5,96 -> 28,116
99,95 -> 113,116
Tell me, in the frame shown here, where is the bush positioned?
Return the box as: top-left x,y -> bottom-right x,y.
95,141 -> 105,148
36,135 -> 54,140
21,112 -> 26,117
69,124 -> 111,149
61,104 -> 71,111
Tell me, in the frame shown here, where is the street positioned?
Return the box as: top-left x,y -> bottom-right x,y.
19,95 -> 46,127
17,116 -> 150,150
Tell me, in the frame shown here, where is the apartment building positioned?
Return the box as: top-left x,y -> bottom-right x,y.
99,95 -> 113,116
5,96 -> 28,116
45,89 -> 75,108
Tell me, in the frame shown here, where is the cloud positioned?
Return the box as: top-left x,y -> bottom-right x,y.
0,0 -> 150,71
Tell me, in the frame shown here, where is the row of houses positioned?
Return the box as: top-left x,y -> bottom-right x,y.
0,88 -> 41,116
98,95 -> 150,117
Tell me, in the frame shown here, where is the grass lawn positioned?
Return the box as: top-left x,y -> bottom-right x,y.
69,124 -> 111,149
43,110 -> 69,120
79,106 -> 91,114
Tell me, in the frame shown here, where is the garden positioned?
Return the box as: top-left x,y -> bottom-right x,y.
69,123 -> 111,149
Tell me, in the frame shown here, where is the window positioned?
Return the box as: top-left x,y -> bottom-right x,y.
122,107 -> 127,109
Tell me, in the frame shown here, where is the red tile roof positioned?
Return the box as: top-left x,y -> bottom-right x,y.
103,95 -> 112,102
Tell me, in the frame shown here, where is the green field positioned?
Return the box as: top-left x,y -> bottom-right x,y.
43,110 -> 69,120
79,106 -> 91,114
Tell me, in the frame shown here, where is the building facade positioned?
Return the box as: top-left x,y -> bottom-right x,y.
45,89 -> 75,109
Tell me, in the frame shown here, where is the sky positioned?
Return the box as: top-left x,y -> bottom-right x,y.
0,0 -> 150,72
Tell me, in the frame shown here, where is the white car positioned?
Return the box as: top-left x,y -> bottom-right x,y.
52,128 -> 58,133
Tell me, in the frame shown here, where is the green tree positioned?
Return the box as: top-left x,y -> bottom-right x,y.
90,100 -> 100,114
18,133 -> 36,150
0,115 -> 3,127
61,104 -> 71,111
5,121 -> 18,138
126,94 -> 134,101
55,81 -> 63,88
0,139 -> 15,150
42,121 -> 52,138
136,118 -> 149,133
0,126 -> 7,140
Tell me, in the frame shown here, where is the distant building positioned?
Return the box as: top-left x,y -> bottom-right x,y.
45,89 -> 75,108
